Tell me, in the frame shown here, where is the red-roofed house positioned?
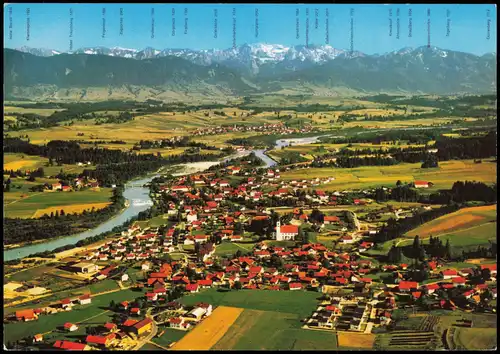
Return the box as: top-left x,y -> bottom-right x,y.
289,283 -> 302,290
426,283 -> 440,294
398,281 -> 419,292
341,235 -> 354,244
78,294 -> 92,305
414,180 -> 432,188
463,290 -> 475,299
131,318 -> 153,336
169,317 -> 185,329
85,335 -> 113,347
323,216 -> 340,224
64,323 -> 78,332
16,309 -> 37,322
441,269 -> 458,279
186,284 -> 199,293
104,323 -> 117,332
197,279 -> 213,288
481,264 -> 497,276
53,340 -> 90,351
130,308 -> 141,316
61,298 -> 73,310
452,277 -> 467,286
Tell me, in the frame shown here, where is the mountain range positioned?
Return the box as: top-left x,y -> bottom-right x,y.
5,44 -> 497,100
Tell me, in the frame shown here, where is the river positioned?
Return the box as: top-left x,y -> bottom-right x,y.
4,135 -> 326,261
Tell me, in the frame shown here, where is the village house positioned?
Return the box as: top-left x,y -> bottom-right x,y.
130,307 -> 141,316
64,323 -> 79,332
441,269 -> 459,279
78,294 -> 92,305
414,180 -> 433,188
15,309 -> 38,322
61,299 -> 73,310
129,318 -> 153,336
398,281 -> 419,292
169,317 -> 190,329
86,334 -> 115,348
323,215 -> 340,225
53,340 -> 91,351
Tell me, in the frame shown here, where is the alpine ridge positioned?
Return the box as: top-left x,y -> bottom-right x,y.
4,45 -> 496,99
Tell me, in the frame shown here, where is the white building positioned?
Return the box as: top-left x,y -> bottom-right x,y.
275,221 -> 299,241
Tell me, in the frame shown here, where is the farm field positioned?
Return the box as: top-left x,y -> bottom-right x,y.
269,142 -> 431,161
3,106 -> 65,116
4,188 -> 113,218
179,289 -> 320,318
170,306 -> 244,350
4,154 -> 49,171
279,159 -> 496,191
7,109 -> 276,146
398,222 -> 497,251
214,241 -> 256,257
31,202 -> 112,218
453,328 -> 497,350
151,327 -> 187,348
343,118 -> 456,130
405,204 -> 497,238
212,309 -> 339,350
338,332 -> 375,349
4,153 -> 96,176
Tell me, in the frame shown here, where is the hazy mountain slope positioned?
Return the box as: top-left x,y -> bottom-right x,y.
4,46 -> 497,100
4,49 -> 257,98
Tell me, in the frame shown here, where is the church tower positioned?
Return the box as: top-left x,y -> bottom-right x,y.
276,220 -> 281,241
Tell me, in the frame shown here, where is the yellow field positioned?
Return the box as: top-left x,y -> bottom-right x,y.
406,205 -> 497,238
32,202 -> 112,218
343,118 -> 456,129
337,332 -> 375,349
348,108 -> 406,116
3,106 -> 65,116
4,154 -> 48,171
170,306 -> 244,350
4,160 -> 39,171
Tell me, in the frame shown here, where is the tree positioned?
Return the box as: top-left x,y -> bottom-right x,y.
481,267 -> 491,281
412,235 -> 422,264
109,300 -> 116,310
444,239 -> 452,259
302,231 -> 309,245
233,281 -> 242,290
396,180 -> 402,186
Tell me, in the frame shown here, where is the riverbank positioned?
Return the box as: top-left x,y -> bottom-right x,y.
4,198 -> 131,253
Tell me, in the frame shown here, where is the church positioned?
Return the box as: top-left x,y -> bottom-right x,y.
275,221 -> 299,241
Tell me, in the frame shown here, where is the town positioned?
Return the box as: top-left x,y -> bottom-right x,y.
4,154 -> 497,351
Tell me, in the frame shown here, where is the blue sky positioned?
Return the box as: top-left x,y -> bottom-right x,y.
4,3 -> 497,55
